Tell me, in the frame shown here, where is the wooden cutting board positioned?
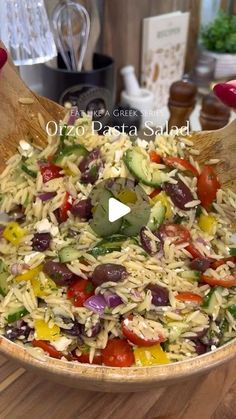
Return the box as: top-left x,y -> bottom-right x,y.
0,355 -> 235,419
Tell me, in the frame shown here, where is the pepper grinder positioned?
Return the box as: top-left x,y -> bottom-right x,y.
199,92 -> 230,131
168,79 -> 197,130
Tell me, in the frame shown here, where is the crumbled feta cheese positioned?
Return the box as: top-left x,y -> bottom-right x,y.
35,218 -> 51,233
35,218 -> 59,237
18,140 -> 33,157
24,252 -> 41,264
51,337 -> 72,352
104,127 -> 121,142
136,138 -> 149,149
114,150 -> 123,162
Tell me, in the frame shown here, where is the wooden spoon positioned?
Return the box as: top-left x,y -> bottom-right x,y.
0,44 -> 236,191
0,43 -> 66,171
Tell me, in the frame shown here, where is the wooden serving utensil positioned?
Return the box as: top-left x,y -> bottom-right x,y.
0,43 -> 236,191
0,43 -> 66,171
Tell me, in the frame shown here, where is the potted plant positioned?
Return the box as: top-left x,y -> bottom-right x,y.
201,11 -> 236,79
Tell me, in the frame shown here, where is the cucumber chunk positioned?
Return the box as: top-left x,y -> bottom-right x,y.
147,201 -> 166,231
123,148 -> 168,187
53,144 -> 88,164
89,235 -> 127,257
6,306 -> 28,323
0,259 -> 9,296
59,246 -> 81,263
0,272 -> 9,296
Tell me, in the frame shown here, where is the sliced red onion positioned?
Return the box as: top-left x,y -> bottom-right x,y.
84,294 -> 106,315
0,225 -> 5,237
68,106 -> 78,125
195,237 -> 209,246
38,192 -> 57,201
11,263 -> 29,276
103,292 -> 122,308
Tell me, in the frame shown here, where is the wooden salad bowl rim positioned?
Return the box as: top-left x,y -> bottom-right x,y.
0,335 -> 236,391
0,42 -> 236,391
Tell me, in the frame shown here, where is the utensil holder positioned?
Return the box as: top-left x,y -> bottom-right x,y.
41,53 -> 115,126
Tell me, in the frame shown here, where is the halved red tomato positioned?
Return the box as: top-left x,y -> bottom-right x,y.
159,223 -> 191,245
149,151 -> 161,164
40,163 -> 63,183
163,156 -> 199,177
67,279 -> 94,307
176,292 -> 203,304
122,316 -> 165,347
102,338 -> 134,367
73,351 -> 102,365
197,165 -> 220,209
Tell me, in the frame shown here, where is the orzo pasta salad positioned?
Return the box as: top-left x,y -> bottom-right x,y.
0,114 -> 236,367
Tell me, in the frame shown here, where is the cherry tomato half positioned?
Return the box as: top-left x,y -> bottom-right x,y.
176,292 -> 203,304
159,223 -> 191,245
102,338 -> 134,367
40,163 -> 63,183
59,191 -> 73,222
163,156 -> 199,177
67,279 -> 95,307
122,317 -> 165,347
197,165 -> 220,209
201,274 -> 236,288
211,256 -> 236,270
32,339 -> 74,360
73,351 -> 102,365
185,243 -> 203,259
149,151 -> 161,164
149,188 -> 162,199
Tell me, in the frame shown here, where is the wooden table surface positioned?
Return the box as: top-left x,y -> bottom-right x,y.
0,354 -> 235,419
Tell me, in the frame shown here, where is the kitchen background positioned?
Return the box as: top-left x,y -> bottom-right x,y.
1,0 -> 236,132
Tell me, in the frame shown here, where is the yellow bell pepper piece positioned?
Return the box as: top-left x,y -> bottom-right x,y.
14,264 -> 43,283
63,167 -> 75,177
34,319 -> 60,341
134,344 -> 170,366
31,276 -> 57,297
117,189 -> 137,204
198,214 -> 217,235
152,191 -> 172,219
3,222 -> 25,245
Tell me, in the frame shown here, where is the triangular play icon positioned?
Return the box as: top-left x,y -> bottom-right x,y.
108,198 -> 131,222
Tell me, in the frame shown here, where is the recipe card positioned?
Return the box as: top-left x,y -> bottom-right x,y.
141,11 -> 190,109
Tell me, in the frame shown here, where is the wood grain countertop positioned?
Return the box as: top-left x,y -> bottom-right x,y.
0,354 -> 235,419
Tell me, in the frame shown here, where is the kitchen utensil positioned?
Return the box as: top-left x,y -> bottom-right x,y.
52,0 -> 90,71
0,0 -> 57,65
0,43 -> 236,391
83,0 -> 101,71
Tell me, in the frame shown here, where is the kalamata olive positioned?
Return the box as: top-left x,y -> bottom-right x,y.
4,320 -> 31,341
163,177 -> 194,211
70,198 -> 92,220
91,263 -> 128,286
43,261 -> 75,285
146,284 -> 169,306
81,321 -> 101,338
80,164 -> 100,185
32,232 -> 52,252
79,148 -> 100,173
8,205 -> 25,223
140,227 -> 162,255
61,322 -> 82,337
189,257 -> 212,272
192,339 -> 208,355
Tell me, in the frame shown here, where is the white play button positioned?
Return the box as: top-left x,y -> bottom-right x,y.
108,198 -> 131,222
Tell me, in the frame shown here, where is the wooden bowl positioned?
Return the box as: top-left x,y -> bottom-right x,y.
0,46 -> 236,392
